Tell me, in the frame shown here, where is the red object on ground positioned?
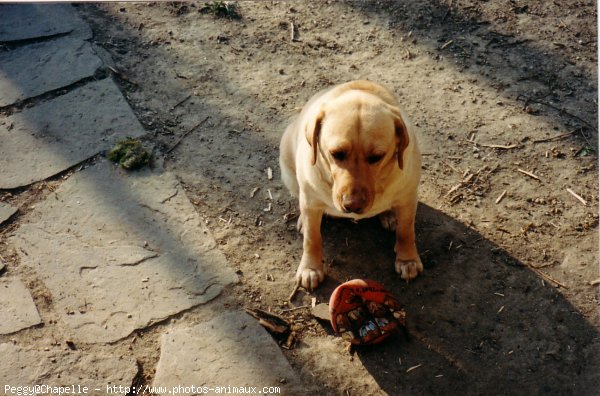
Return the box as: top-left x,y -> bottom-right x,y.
329,279 -> 406,345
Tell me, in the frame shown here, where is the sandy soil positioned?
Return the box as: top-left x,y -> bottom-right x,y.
17,1 -> 598,394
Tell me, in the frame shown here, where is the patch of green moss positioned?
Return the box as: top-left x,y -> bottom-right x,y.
107,138 -> 151,170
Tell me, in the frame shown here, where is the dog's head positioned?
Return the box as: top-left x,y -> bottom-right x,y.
304,90 -> 410,214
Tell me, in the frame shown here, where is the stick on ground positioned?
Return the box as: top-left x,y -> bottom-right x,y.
289,280 -> 301,301
167,116 -> 210,154
495,190 -> 507,204
479,143 -> 519,149
566,188 -> 588,206
533,131 -> 576,144
280,305 -> 311,313
530,267 -> 568,289
290,21 -> 301,42
517,168 -> 541,181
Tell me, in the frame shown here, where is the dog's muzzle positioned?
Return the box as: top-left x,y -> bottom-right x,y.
341,189 -> 369,214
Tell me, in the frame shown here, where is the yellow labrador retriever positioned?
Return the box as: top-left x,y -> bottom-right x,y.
280,80 -> 422,291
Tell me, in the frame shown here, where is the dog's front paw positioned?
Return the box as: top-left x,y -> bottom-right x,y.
296,256 -> 325,291
395,257 -> 423,281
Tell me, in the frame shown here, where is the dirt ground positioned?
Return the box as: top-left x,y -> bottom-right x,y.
9,1 -> 600,395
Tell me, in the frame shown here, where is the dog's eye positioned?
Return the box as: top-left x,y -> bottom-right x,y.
331,151 -> 347,161
367,154 -> 384,164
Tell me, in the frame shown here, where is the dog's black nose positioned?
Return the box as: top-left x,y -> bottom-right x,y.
342,193 -> 367,214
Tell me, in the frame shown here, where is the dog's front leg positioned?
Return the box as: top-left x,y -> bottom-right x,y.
296,194 -> 325,291
393,198 -> 423,281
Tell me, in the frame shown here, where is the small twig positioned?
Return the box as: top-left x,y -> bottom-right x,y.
167,116 -> 210,154
532,131 -> 576,144
283,212 -> 299,223
107,65 -> 137,86
444,183 -> 462,197
542,102 -> 597,132
406,364 -> 422,373
408,327 -> 467,373
289,280 -> 301,301
495,190 -> 507,204
531,267 -> 568,289
519,96 -> 597,132
280,305 -> 311,313
171,94 -> 192,110
479,143 -> 519,149
440,40 -> 453,50
590,278 -> 600,286
566,188 -> 588,206
441,0 -> 452,22
517,168 -> 541,181
442,160 -> 462,174
290,21 -> 301,42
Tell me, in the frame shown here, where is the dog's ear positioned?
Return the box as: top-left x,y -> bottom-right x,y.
305,107 -> 324,165
387,106 -> 410,170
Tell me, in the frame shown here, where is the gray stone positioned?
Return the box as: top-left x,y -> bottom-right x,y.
0,4 -> 91,42
0,38 -> 102,107
0,278 -> 42,334
0,202 -> 18,225
0,79 -> 145,189
0,343 -> 137,394
152,311 -> 305,395
10,160 -> 238,343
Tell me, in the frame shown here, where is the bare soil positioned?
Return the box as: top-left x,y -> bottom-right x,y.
8,1 -> 600,395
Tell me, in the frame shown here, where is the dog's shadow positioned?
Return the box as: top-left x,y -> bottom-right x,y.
310,203 -> 599,395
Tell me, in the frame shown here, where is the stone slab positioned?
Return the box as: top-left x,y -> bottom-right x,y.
0,4 -> 91,42
9,160 -> 238,343
0,38 -> 102,107
0,78 -> 145,189
0,343 -> 137,394
0,202 -> 18,225
0,278 -> 42,334
152,311 -> 305,395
